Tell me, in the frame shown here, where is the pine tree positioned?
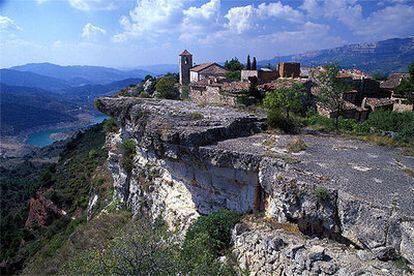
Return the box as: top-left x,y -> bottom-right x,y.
252,57 -> 257,70
246,55 -> 251,70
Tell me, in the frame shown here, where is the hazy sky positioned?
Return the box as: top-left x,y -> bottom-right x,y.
1,0 -> 413,68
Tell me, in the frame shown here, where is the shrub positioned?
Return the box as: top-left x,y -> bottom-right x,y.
139,91 -> 151,98
314,186 -> 329,201
155,75 -> 179,100
181,209 -> 241,274
358,110 -> 414,142
268,109 -> 301,134
225,71 -> 241,82
121,139 -> 136,173
287,138 -> 307,153
102,117 -> 118,133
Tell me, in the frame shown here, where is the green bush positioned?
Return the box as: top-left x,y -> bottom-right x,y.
358,110 -> 414,142
314,186 -> 329,201
121,139 -> 136,173
306,115 -> 357,132
102,117 -> 118,133
225,71 -> 241,82
181,209 -> 241,275
139,91 -> 151,98
268,109 -> 301,134
155,75 -> 179,100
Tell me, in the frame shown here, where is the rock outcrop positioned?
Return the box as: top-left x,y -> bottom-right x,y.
25,192 -> 66,228
96,97 -> 414,272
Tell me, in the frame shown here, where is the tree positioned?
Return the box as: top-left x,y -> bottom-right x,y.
246,55 -> 251,70
263,83 -> 304,119
252,57 -> 257,70
395,61 -> 414,104
316,64 -> 351,130
395,78 -> 414,104
409,61 -> 414,79
155,75 -> 179,99
225,71 -> 241,82
224,57 -> 244,71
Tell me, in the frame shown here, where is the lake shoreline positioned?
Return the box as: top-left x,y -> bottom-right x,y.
0,114 -> 108,157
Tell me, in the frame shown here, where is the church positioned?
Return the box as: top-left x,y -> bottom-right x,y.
179,49 -> 228,85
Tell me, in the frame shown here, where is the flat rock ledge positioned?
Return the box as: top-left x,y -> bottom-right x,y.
96,97 -> 414,273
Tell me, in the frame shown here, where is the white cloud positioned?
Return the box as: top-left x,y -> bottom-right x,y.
225,5 -> 256,34
0,16 -> 22,32
113,0 -> 186,42
224,1 -> 304,34
253,21 -> 344,54
300,0 -> 414,39
82,23 -> 106,39
300,0 -> 363,28
180,0 -> 221,42
355,4 -> 414,39
69,0 -> 118,11
257,2 -> 304,22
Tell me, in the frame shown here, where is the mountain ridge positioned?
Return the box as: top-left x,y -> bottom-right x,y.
259,37 -> 414,74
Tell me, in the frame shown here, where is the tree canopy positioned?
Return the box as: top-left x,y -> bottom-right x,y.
316,64 -> 351,129
224,58 -> 244,71
155,75 -> 179,100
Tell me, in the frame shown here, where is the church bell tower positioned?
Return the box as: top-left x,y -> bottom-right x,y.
179,49 -> 192,85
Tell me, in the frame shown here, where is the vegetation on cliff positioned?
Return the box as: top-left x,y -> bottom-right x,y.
1,124 -> 109,274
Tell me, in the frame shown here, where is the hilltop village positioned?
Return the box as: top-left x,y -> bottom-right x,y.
178,49 -> 413,120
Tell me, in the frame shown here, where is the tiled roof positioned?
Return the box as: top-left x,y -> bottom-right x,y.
364,97 -> 395,107
380,73 -> 409,90
190,63 -> 217,72
179,49 -> 192,56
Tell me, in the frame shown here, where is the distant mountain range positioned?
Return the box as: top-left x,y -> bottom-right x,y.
0,66 -> 143,136
259,37 -> 414,74
10,63 -> 151,85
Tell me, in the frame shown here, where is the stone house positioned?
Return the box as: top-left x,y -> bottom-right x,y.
278,62 -> 301,78
189,78 -> 249,107
241,68 -> 279,83
190,63 -> 228,83
179,49 -> 228,86
362,97 -> 394,112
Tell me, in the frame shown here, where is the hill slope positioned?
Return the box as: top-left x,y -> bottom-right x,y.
260,37 -> 414,74
10,63 -> 150,85
0,69 -> 71,91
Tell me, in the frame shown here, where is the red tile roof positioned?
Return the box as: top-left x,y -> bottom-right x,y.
179,49 -> 192,56
190,62 -> 217,72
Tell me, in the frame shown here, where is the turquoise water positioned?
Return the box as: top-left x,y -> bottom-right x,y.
27,114 -> 108,147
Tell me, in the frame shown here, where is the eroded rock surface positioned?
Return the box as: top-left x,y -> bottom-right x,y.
96,97 -> 414,270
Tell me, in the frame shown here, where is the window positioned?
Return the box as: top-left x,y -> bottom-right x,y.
184,57 -> 188,64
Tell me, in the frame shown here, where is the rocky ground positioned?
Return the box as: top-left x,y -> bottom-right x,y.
231,215 -> 411,275
95,97 -> 414,275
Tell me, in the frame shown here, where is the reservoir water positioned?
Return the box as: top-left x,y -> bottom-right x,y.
27,115 -> 108,147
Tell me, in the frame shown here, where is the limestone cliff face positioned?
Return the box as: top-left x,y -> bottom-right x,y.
96,97 -> 414,271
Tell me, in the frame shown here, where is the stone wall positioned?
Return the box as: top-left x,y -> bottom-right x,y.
278,62 -> 301,78
189,85 -> 237,106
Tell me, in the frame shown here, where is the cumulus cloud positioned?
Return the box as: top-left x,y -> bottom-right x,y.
180,0 -> 221,41
300,0 -> 414,39
82,23 -> 106,39
225,5 -> 256,34
224,1 -> 304,34
356,4 -> 414,39
69,0 -> 118,11
257,2 -> 304,22
0,16 -> 22,32
113,0 -> 186,42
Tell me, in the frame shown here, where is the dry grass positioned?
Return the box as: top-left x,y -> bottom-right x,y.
287,137 -> 307,153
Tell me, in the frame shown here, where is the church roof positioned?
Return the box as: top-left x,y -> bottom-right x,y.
179,49 -> 192,56
190,62 -> 225,72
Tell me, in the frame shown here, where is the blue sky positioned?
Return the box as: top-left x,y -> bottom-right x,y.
1,0 -> 413,68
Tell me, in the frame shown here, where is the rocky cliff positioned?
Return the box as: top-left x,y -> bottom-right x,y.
96,97 -> 414,274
